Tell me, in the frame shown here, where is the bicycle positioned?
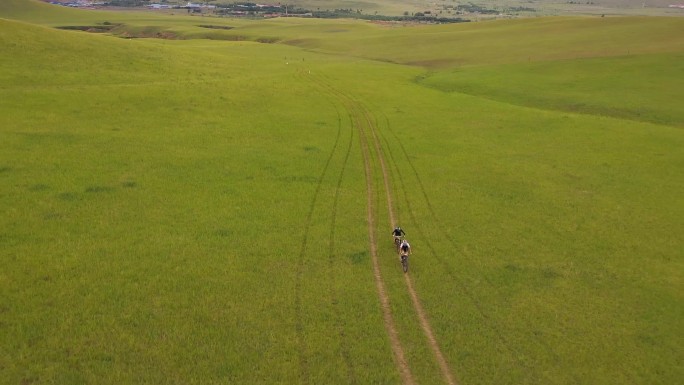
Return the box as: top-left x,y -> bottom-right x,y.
393,236 -> 402,251
400,252 -> 409,273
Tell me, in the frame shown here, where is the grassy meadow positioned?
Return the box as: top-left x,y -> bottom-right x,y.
1,1 -> 683,384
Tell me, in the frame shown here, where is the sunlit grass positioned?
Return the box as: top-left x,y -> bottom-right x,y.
1,2 -> 682,384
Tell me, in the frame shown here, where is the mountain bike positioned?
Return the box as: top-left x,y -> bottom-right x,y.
394,236 -> 402,251
400,253 -> 409,273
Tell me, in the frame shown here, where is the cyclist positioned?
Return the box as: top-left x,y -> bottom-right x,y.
399,239 -> 411,261
392,226 -> 406,244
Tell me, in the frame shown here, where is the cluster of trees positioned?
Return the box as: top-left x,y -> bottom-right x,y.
455,4 -> 499,14
214,3 -> 285,15
312,9 -> 468,23
507,6 -> 536,12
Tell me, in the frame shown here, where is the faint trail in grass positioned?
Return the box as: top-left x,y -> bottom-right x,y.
292,75 -> 344,384
306,70 -> 415,384
376,110 -> 574,383
311,71 -> 463,384
376,111 -> 530,377
297,69 -> 357,383
328,115 -> 358,383
322,94 -> 358,383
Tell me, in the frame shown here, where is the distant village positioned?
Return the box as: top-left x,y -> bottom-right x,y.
44,0 -> 684,19
47,1 -> 225,11
43,1 -> 474,22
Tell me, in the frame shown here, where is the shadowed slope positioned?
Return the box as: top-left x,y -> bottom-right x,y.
277,16 -> 684,68
419,52 -> 684,127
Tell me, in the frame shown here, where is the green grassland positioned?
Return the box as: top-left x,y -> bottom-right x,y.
420,52 -> 684,127
1,1 -> 683,384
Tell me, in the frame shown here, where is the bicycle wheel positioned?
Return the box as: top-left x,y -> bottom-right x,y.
401,255 -> 409,273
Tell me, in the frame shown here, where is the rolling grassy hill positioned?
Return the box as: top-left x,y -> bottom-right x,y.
0,0 -> 92,23
1,1 -> 682,384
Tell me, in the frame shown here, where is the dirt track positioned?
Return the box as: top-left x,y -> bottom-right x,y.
299,69 -> 457,385
357,105 -> 416,385
361,97 -> 458,385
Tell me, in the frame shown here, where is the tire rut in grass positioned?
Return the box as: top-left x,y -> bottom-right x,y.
362,104 -> 457,385
357,106 -> 415,385
376,110 -> 572,383
328,115 -> 358,383
296,69 -> 358,382
293,81 -> 344,383
376,111 -> 523,381
304,70 -> 416,384
309,71 -> 462,384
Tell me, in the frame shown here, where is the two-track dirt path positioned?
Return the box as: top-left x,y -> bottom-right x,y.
301,69 -> 456,384
357,106 -> 416,385
361,100 -> 458,385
